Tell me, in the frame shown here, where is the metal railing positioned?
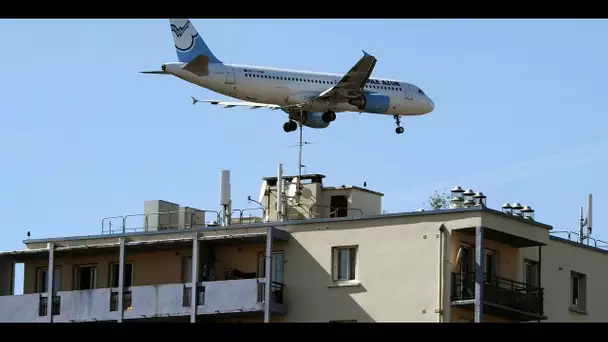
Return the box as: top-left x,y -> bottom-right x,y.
551,231 -> 608,250
230,207 -> 266,224
307,204 -> 365,219
258,281 -> 285,305
101,209 -> 221,235
451,272 -> 544,317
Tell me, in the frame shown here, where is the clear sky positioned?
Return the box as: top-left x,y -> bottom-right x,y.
1,19 -> 607,292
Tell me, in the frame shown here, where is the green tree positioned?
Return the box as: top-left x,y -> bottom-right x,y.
426,189 -> 451,210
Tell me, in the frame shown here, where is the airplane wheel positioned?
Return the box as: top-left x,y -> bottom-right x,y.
322,111 -> 336,123
284,121 -> 298,132
289,120 -> 298,131
283,122 -> 292,132
395,126 -> 405,134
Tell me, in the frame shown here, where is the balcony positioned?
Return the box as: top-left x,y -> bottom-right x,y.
0,279 -> 286,322
451,272 -> 546,322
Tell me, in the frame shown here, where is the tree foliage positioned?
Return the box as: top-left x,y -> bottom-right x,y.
426,189 -> 451,210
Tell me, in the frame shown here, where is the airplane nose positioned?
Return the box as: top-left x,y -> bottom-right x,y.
427,98 -> 435,112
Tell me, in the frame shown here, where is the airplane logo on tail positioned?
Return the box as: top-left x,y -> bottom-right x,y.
171,20 -> 198,52
171,21 -> 190,38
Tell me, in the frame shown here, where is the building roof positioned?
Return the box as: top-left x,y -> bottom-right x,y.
18,206 -> 552,246
322,185 -> 384,196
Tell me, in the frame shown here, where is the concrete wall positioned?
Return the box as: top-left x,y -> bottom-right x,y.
450,307 -> 511,322
264,181 -> 322,221
452,232 -> 521,281
214,242 -> 285,278
22,241 -> 286,293
0,279 -> 268,322
0,293 -> 48,322
322,188 -> 382,217
279,212 -> 481,322
520,238 -> 608,322
0,257 -> 13,296
23,249 -> 191,293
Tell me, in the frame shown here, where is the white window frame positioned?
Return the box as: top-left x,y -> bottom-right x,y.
522,259 -> 539,288
258,251 -> 285,284
570,271 -> 587,312
484,249 -> 497,281
37,267 -> 61,293
74,265 -> 98,290
331,246 -> 358,282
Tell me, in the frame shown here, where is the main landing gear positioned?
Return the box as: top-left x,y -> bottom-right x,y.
394,115 -> 405,134
322,110 -> 336,123
283,120 -> 298,132
283,110 -> 336,133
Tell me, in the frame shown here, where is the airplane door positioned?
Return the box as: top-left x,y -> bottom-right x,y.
404,86 -> 413,100
225,66 -> 236,84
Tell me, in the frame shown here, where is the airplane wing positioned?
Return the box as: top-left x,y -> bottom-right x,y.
194,98 -> 282,110
317,50 -> 377,102
192,97 -> 316,112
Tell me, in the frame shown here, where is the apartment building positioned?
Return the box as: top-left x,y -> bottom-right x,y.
0,170 -> 606,322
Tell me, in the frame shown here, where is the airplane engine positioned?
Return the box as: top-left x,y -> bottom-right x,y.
295,111 -> 331,129
348,93 -> 391,114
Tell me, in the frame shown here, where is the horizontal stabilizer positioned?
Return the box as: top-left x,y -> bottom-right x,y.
140,70 -> 168,75
182,55 -> 210,76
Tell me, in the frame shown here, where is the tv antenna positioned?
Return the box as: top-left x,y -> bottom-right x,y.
579,193 -> 593,244
288,123 -> 312,203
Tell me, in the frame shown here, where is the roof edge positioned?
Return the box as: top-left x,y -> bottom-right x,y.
23,205 -> 552,245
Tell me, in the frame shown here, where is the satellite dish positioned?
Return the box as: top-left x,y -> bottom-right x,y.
258,180 -> 268,204
287,177 -> 298,198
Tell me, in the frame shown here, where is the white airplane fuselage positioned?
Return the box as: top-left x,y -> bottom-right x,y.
164,62 -> 434,116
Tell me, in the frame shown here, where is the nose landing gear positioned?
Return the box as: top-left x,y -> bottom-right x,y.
394,115 -> 405,134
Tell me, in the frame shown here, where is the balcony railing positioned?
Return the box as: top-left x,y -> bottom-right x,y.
452,272 -> 544,316
0,279 -> 286,322
257,281 -> 285,304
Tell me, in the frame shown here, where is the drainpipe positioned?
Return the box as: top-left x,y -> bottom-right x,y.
263,226 -> 273,323
117,237 -> 125,323
474,225 -> 484,323
437,225 -> 445,322
47,243 -> 55,323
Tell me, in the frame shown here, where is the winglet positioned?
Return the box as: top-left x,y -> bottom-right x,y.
362,50 -> 370,57
191,96 -> 199,105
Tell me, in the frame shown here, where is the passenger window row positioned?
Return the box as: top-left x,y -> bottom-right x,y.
244,73 -> 402,92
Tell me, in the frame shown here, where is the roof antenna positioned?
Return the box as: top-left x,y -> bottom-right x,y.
287,118 -> 313,204
579,193 -> 593,244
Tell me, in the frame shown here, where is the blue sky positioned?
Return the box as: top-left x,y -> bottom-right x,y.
1,19 -> 607,292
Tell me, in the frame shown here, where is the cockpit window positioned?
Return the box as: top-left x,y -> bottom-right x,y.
418,89 -> 425,94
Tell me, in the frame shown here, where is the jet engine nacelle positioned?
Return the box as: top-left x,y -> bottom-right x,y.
348,93 -> 391,114
299,111 -> 331,129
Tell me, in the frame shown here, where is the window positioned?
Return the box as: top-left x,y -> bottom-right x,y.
484,250 -> 496,281
418,89 -> 425,94
332,246 -> 357,282
109,262 -> 133,288
458,245 -> 472,275
36,267 -> 61,293
182,257 -> 192,283
258,252 -> 285,284
571,271 -> 587,311
74,265 -> 97,290
523,259 -> 539,288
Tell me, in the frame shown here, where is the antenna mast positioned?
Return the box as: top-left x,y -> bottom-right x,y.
579,193 -> 593,244
297,123 -> 303,198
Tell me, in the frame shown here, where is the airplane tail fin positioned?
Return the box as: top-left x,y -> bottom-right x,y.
169,19 -> 222,64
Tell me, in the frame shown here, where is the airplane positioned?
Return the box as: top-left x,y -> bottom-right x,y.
141,19 -> 435,134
